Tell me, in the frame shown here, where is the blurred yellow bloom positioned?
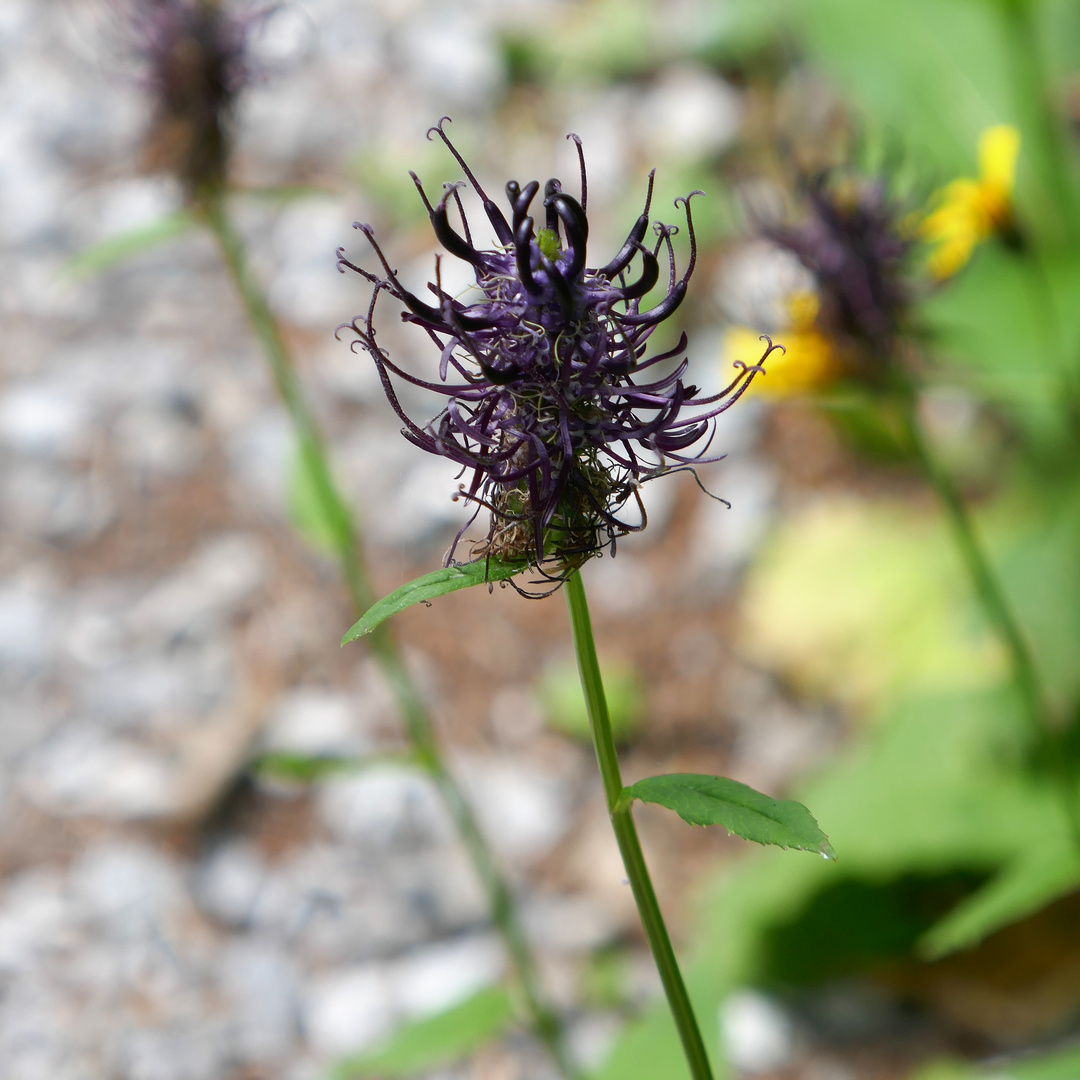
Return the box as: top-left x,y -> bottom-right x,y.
920,124 -> 1020,280
723,292 -> 837,398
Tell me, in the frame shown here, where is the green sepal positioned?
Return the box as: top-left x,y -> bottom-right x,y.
342,557 -> 529,644
622,773 -> 836,860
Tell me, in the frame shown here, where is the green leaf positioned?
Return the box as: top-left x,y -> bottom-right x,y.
624,774 -> 836,860
252,750 -> 420,784
907,1061 -> 976,1080
325,986 -> 516,1079
792,0 -> 1010,176
341,558 -> 529,644
995,483 -> 1080,706
919,841 -> 1080,959
286,439 -> 343,554
253,752 -> 357,783
1007,1044 -> 1080,1080
738,496 -> 1006,715
912,1045 -> 1080,1080
64,210 -> 196,277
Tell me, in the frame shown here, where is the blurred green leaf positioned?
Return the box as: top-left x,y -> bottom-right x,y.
995,483 -> 1080,708
325,986 -> 516,1080
739,496 -> 1005,714
1006,1044 -> 1080,1079
581,947 -> 632,1010
253,752 -> 362,783
538,658 -> 642,744
760,871 -> 985,985
792,0 -> 1010,175
342,558 -> 528,644
920,247 -> 1080,455
789,689 -> 1050,870
920,840 -> 1080,958
624,774 -> 835,859
912,1044 -> 1080,1080
252,751 -> 420,784
64,210 -> 195,278
818,389 -> 911,462
287,440 -> 341,554
908,1061 -> 975,1080
692,0 -> 792,75
514,0 -> 662,84
788,0 -> 1080,244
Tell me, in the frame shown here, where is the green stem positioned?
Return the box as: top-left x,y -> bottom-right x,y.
1024,254 -> 1080,444
1000,1 -> 1080,245
565,570 -> 714,1080
199,193 -> 574,1079
901,396 -> 1080,842
901,401 -> 1043,729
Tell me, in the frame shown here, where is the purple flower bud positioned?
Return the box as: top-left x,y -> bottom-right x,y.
338,121 -> 773,585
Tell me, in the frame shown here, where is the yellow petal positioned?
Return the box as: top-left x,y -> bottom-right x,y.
977,124 -> 1020,195
920,180 -> 984,241
920,178 -> 990,279
723,325 -> 836,398
926,227 -> 980,280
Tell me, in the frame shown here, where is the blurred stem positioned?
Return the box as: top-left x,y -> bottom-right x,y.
901,395 -> 1080,843
998,0 -> 1080,436
198,192 -> 574,1080
1000,0 -> 1080,244
565,569 -> 715,1080
1024,254 -> 1080,443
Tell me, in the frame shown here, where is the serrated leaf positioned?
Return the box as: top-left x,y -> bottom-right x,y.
624,773 -> 836,859
64,210 -> 195,278
341,558 -> 528,644
919,842 -> 1080,959
325,986 -> 516,1079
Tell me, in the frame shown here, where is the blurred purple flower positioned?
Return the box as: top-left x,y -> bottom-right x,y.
132,0 -> 271,197
767,171 -> 912,378
338,120 -> 772,583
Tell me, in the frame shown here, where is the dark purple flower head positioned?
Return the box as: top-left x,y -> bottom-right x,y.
338,120 -> 773,586
767,171 -> 912,377
133,0 -> 268,198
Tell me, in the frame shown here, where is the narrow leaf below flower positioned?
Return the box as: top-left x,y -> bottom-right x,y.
341,558 -> 529,644
623,773 -> 836,859
63,210 -> 196,278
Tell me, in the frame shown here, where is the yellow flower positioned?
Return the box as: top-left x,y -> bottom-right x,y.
723,292 -> 837,398
920,124 -> 1020,280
